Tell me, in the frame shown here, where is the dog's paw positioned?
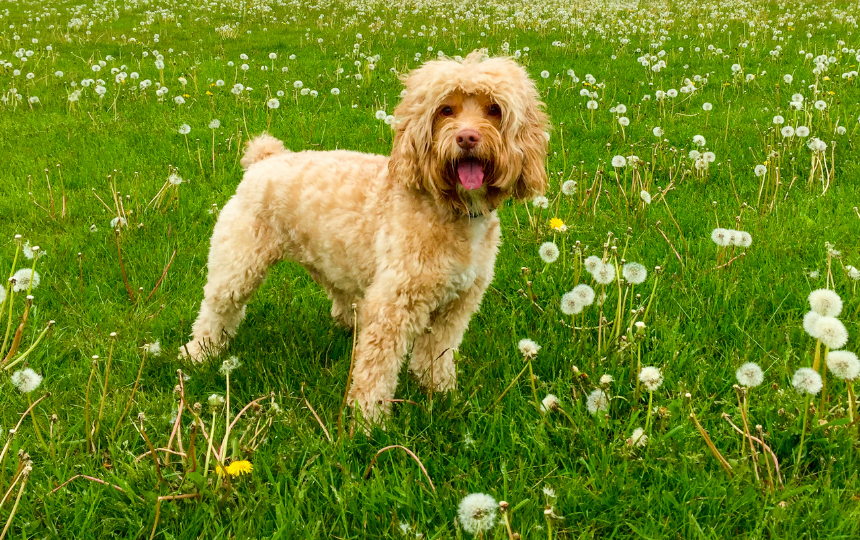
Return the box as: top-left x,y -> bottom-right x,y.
178,340 -> 214,363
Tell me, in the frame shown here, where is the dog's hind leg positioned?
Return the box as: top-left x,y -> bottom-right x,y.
181,197 -> 281,361
409,272 -> 492,393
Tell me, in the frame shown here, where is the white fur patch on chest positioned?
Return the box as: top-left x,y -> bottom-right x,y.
440,216 -> 495,304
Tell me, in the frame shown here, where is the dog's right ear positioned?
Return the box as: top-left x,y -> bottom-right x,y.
388,99 -> 436,193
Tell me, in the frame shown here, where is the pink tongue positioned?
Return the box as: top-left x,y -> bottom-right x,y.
457,160 -> 484,190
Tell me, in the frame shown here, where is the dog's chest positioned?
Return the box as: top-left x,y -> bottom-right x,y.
441,217 -> 496,302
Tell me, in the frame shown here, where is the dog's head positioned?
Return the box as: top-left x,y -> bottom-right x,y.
389,50 -> 549,217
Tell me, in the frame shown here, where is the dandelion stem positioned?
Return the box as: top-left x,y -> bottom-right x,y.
795,395 -> 811,470
112,351 -> 147,441
26,393 -> 52,459
488,363 -> 530,412
3,320 -> 54,371
94,335 -> 117,441
203,410 -> 218,478
527,359 -> 542,415
818,347 -> 830,417
645,391 -> 654,433
338,304 -> 358,439
84,357 -> 97,453
847,382 -> 856,423
0,472 -> 28,540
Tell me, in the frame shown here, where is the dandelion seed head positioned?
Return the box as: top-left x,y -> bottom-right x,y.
532,196 -> 549,209
815,316 -> 848,349
792,367 -> 823,395
808,289 -> 842,317
710,228 -> 730,247
220,355 -> 241,376
142,340 -> 162,355
566,285 -> 594,310
561,180 -> 577,195
560,291 -> 582,315
540,394 -> 560,412
584,256 -> 602,274
629,427 -> 648,447
640,190 -> 652,204
803,310 -> 821,338
593,262 -> 616,285
586,389 -> 609,414
518,338 -> 540,358
622,262 -> 647,284
827,351 -> 860,381
611,155 -> 626,168
11,269 -> 40,292
11,368 -> 42,393
457,493 -> 498,535
736,362 -> 764,387
638,366 -> 663,392
539,242 -> 560,264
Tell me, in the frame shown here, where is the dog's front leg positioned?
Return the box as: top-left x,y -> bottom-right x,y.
348,286 -> 433,424
409,270 -> 492,393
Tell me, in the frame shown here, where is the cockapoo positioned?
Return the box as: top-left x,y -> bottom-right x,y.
182,50 -> 549,422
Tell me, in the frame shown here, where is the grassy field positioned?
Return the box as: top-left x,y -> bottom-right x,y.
1,0 -> 860,537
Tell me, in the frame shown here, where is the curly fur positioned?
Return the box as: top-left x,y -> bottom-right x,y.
181,50 -> 549,423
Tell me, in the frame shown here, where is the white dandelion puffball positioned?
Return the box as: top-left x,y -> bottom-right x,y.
808,289 -> 842,317
209,119 -> 221,129
600,374 -> 614,385
618,116 -> 630,127
781,126 -> 795,138
572,284 -> 596,306
143,340 -> 162,355
208,394 -> 225,409
541,394 -> 560,412
754,164 -> 767,177
652,126 -> 664,137
532,196 -> 549,209
584,256 -> 602,275
540,70 -> 550,79
802,311 -> 821,338
622,262 -> 647,284
815,317 -> 849,349
611,155 -> 626,168
518,338 -> 540,358
330,87 -> 340,95
11,368 -> 43,393
458,493 -> 497,536
586,389 -> 609,414
630,427 -> 648,447
12,269 -> 40,292
586,100 -> 598,110
795,126 -> 810,137
639,366 -> 663,392
560,291 -> 583,315
219,355 -> 241,376
562,180 -> 577,195
773,115 -> 785,125
710,228 -> 730,247
736,362 -> 764,387
640,190 -> 652,204
703,102 -> 713,111
293,80 -> 303,89
692,135 -> 706,146
539,242 -> 560,264
178,124 -> 191,135
792,367 -> 823,395
814,100 -> 827,111
737,231 -> 752,247
593,262 -> 616,285
827,351 -> 860,381
267,98 -> 280,109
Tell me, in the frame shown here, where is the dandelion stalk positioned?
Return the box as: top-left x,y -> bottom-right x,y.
112,351 -> 147,441
26,393 -> 52,458
203,408 -> 218,477
93,333 -> 117,441
818,346 -> 830,416
3,320 -> 54,372
0,467 -> 29,540
84,356 -> 98,453
795,395 -> 811,468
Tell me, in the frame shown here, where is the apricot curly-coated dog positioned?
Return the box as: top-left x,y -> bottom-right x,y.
181,50 -> 549,423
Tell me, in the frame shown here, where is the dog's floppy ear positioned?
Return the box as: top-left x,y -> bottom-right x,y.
511,96 -> 550,201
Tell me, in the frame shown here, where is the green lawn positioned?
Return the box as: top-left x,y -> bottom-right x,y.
2,0 -> 860,537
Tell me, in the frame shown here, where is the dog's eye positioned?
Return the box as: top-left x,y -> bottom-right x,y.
488,104 -> 502,117
440,106 -> 454,117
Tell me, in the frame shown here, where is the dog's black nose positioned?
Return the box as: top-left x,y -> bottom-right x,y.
456,129 -> 481,149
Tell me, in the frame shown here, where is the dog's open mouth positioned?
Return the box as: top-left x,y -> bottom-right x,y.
456,158 -> 485,191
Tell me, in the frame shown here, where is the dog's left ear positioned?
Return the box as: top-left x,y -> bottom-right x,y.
512,102 -> 550,201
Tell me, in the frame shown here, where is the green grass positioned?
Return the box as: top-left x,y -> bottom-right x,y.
2,0 -> 860,538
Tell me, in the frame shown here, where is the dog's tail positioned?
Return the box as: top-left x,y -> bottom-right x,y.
240,133 -> 288,169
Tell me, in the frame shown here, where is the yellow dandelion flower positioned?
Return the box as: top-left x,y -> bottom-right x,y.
227,460 -> 253,476
206,91 -> 213,96
216,460 -> 253,477
549,218 -> 565,231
